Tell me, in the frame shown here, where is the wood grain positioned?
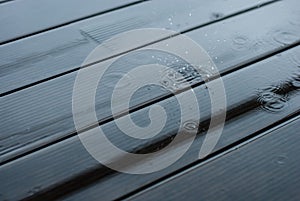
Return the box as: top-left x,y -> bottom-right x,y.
1,45 -> 299,201
0,0 -> 278,95
129,117 -> 300,201
1,0 -> 299,164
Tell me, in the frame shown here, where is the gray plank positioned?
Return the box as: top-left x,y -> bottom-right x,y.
130,117 -> 300,201
0,0 -> 146,44
1,0 -> 300,164
0,0 -> 278,95
1,45 -> 299,201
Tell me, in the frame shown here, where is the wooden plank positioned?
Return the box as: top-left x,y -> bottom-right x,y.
0,0 -> 278,95
0,45 -> 299,201
1,0 -> 300,164
129,117 -> 300,201
0,0 -> 146,44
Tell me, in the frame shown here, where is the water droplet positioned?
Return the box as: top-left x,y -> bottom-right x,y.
210,12 -> 224,20
161,79 -> 170,87
274,155 -> 288,165
257,87 -> 288,112
273,31 -> 298,45
168,17 -> 173,25
28,186 -> 42,196
185,51 -> 189,55
183,121 -> 198,131
232,36 -> 249,50
291,77 -> 300,88
189,13 -> 192,17
233,36 -> 248,45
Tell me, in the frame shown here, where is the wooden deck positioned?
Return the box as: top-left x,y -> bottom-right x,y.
0,0 -> 300,200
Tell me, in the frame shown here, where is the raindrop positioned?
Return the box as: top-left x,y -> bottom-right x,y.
168,17 -> 173,25
183,121 -> 198,131
232,36 -> 249,50
160,79 -> 170,87
274,155 -> 288,165
272,31 -> 298,45
233,36 -> 248,45
257,88 -> 288,112
291,77 -> 300,88
210,12 -> 224,20
189,13 -> 192,17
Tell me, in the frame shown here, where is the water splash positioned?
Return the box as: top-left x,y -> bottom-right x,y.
160,64 -> 202,91
257,86 -> 289,112
232,35 -> 250,50
291,76 -> 300,89
272,30 -> 298,45
274,155 -> 288,165
183,121 -> 198,131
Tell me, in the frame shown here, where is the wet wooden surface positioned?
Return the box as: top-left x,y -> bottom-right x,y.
0,0 -> 300,200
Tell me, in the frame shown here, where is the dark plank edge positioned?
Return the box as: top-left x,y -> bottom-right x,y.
0,0 -> 148,45
1,45 -> 299,201
0,0 -> 278,96
128,116 -> 300,201
1,0 -> 300,165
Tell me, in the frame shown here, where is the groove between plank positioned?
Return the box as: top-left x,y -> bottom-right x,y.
1,0 -> 299,165
1,45 -> 299,201
125,114 -> 300,201
0,0 -> 280,96
0,0 -> 149,46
